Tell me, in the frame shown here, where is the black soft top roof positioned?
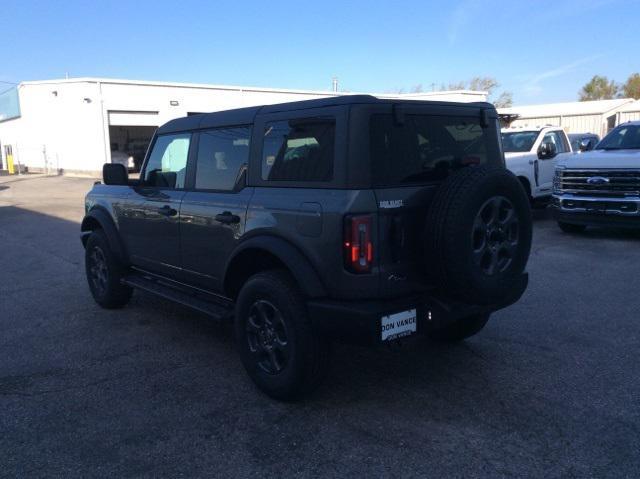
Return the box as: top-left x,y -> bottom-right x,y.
157,94 -> 493,134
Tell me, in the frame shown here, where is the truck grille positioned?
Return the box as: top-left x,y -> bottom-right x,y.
557,169 -> 640,197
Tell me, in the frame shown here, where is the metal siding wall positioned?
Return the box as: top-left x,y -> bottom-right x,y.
510,114 -> 606,136
561,115 -> 603,135
619,111 -> 640,123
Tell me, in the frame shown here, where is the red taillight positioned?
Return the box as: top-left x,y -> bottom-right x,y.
344,215 -> 373,273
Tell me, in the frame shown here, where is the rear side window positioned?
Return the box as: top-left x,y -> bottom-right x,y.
370,114 -> 494,186
195,127 -> 251,191
144,133 -> 191,188
262,118 -> 334,182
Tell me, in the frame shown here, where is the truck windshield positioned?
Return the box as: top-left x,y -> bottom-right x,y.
370,114 -> 495,186
597,124 -> 640,150
501,131 -> 538,153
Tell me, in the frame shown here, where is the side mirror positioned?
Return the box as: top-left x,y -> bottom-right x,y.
579,139 -> 590,152
538,142 -> 557,159
103,163 -> 128,185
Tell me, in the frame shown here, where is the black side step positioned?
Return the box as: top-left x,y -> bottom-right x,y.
122,274 -> 233,320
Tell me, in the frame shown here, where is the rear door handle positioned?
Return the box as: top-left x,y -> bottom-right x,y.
158,205 -> 177,217
215,211 -> 240,224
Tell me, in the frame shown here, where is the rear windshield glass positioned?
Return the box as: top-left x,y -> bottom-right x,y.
370,114 -> 495,186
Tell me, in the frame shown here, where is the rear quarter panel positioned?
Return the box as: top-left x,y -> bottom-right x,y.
246,187 -> 380,299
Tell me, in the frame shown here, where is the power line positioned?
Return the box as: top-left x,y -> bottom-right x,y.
0,80 -> 19,85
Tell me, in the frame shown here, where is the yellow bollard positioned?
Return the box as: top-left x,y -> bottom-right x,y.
7,152 -> 15,174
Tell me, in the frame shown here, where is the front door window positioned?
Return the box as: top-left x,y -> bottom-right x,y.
143,134 -> 191,188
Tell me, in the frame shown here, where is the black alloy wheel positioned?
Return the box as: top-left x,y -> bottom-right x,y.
246,300 -> 291,375
472,196 -> 520,276
234,270 -> 330,400
88,245 -> 109,297
84,229 -> 132,308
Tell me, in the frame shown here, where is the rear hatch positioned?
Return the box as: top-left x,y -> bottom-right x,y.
368,108 -> 502,298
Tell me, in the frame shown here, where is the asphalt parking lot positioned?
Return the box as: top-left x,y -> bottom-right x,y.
1,175 -> 639,478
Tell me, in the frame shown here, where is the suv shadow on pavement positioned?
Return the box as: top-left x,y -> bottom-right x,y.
0,204 -> 509,400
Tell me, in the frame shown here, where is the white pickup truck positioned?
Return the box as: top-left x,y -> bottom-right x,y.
501,126 -> 573,203
552,121 -> 640,232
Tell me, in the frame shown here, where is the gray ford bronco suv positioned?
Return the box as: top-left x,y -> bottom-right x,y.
82,95 -> 532,400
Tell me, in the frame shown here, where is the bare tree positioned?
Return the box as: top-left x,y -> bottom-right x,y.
493,91 -> 513,108
446,81 -> 466,91
400,76 -> 513,106
468,77 -> 499,94
446,77 -> 513,107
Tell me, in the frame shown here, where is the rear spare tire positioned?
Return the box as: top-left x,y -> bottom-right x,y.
425,165 -> 532,305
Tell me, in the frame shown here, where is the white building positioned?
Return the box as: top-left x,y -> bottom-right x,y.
617,100 -> 640,123
0,77 -> 486,176
498,98 -> 638,138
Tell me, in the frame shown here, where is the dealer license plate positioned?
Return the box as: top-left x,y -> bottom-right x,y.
381,309 -> 417,341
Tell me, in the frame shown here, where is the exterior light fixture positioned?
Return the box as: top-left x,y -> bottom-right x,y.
170,100 -> 179,106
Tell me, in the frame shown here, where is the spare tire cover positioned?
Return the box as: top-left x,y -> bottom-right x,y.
424,165 -> 532,305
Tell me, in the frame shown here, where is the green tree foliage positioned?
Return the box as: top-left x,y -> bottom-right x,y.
579,75 -> 619,101
622,73 -> 640,99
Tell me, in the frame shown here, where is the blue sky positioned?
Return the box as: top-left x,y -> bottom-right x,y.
1,0 -> 638,105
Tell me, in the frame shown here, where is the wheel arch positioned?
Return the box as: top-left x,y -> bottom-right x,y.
517,176 -> 532,198
223,236 -> 327,300
81,207 -> 128,264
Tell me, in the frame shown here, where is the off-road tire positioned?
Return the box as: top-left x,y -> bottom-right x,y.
425,165 -> 532,305
234,270 -> 330,401
85,229 -> 133,308
427,313 -> 490,342
558,222 -> 587,234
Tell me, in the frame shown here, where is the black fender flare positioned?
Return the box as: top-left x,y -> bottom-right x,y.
223,236 -> 327,298
80,207 -> 128,264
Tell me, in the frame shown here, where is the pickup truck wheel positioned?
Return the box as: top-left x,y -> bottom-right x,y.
425,165 -> 532,305
234,270 -> 329,401
85,230 -> 132,309
427,313 -> 490,342
558,222 -> 587,234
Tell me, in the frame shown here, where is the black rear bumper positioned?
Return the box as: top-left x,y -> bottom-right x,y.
307,273 -> 528,345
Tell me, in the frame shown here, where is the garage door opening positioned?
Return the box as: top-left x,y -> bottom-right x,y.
108,125 -> 156,172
